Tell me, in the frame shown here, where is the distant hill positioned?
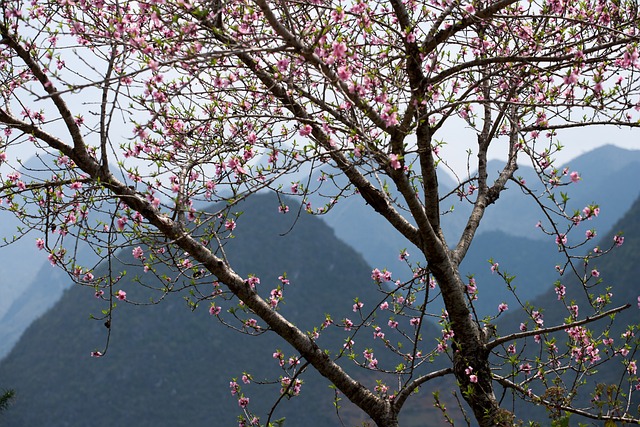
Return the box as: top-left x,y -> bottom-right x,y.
0,153 -> 112,359
476,145 -> 640,241
0,194 -> 453,427
312,145 -> 640,311
0,153 -> 65,318
316,146 -> 640,275
496,192 -> 640,424
454,230 -> 564,317
1,146 -> 638,361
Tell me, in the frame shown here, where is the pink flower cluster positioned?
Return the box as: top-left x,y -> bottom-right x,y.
371,268 -> 392,283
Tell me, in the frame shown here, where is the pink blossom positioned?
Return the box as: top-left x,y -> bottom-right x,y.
591,269 -> 600,278
583,205 -> 600,219
238,396 -> 249,409
379,301 -> 389,310
299,124 -> 313,136
568,304 -> 579,318
229,381 -> 240,395
116,290 -> 127,300
36,238 -> 45,250
614,235 -> 625,247
389,154 -> 401,170
353,301 -> 364,312
569,171 -> 580,183
532,310 -> 544,327
410,317 -> 420,326
7,171 -> 20,182
132,246 -> 144,259
337,66 -> 351,81
246,276 -> 260,289
373,326 -> 384,340
490,263 -> 499,273
278,275 -> 289,285
371,268 -> 392,283
563,69 -> 579,85
555,234 -> 567,245
332,41 -> 347,59
585,229 -> 596,240
244,318 -> 258,329
91,351 -> 103,358
117,216 -> 128,231
276,58 -> 289,72
209,304 -> 221,316
95,290 -> 104,298
498,303 -> 508,313
225,219 -> 236,231
629,361 -> 637,375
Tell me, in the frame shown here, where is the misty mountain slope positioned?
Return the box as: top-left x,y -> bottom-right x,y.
0,265 -> 69,360
0,194 -> 449,427
455,230 -> 564,317
2,146 -> 637,363
314,146 -> 640,282
478,145 -> 640,240
308,146 -> 639,318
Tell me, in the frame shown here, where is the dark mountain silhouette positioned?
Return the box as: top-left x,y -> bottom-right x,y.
0,194 -> 456,427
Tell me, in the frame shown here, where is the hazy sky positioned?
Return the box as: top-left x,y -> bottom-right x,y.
6,121 -> 639,179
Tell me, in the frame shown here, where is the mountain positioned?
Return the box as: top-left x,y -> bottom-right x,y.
313,145 -> 640,313
0,194 -> 453,427
475,145 -> 640,241
307,167 -> 457,277
0,153 -> 107,359
314,146 -> 640,276
496,192 -> 640,424
454,230 -> 564,317
2,146 -> 638,361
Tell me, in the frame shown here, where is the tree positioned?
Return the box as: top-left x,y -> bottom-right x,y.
0,388 -> 15,414
1,1 -> 639,426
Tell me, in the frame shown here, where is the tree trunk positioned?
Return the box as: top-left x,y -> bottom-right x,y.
429,253 -> 513,427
